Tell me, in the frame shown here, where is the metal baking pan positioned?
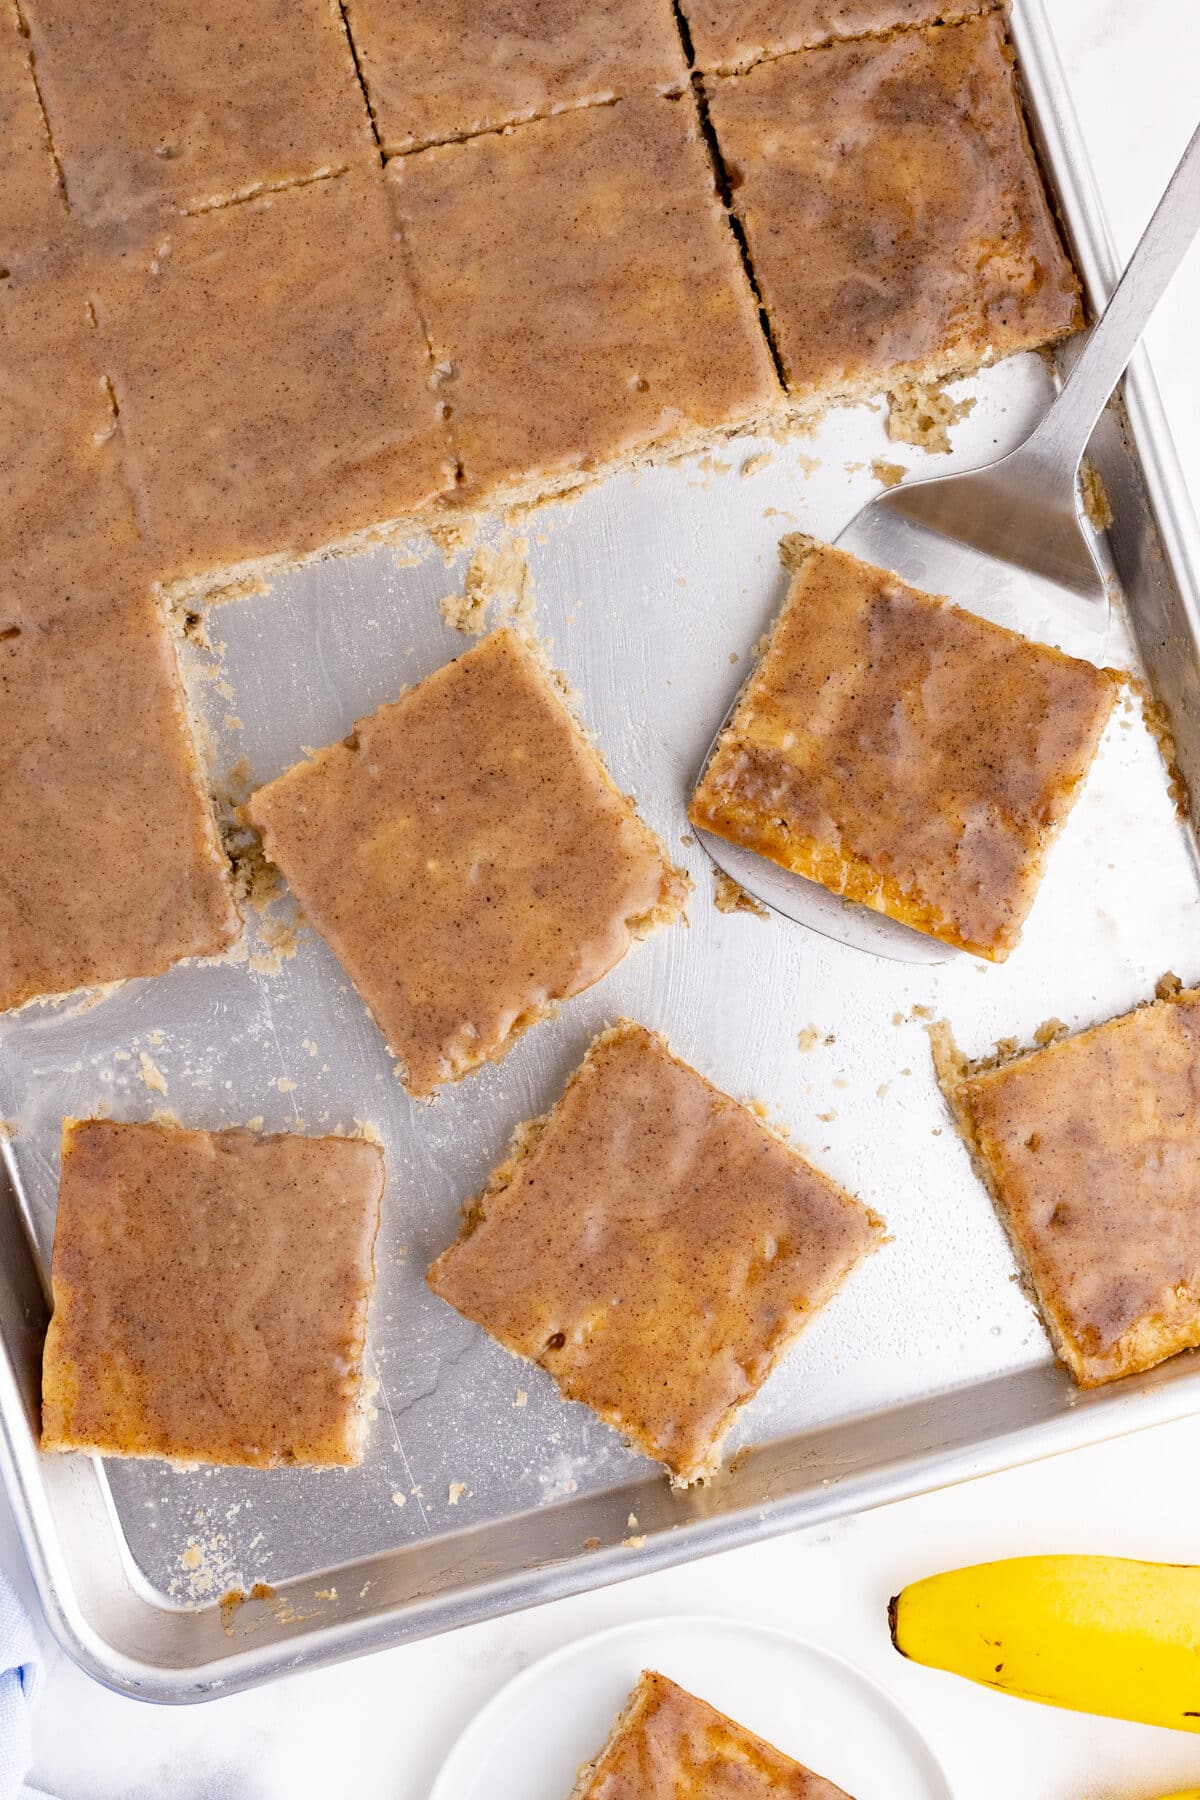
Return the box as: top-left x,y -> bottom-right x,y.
2,0 -> 1199,1702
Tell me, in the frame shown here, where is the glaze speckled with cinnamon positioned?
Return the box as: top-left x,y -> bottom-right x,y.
429,1022 -> 882,1483
705,15 -> 1082,403
18,0 -> 376,224
389,92 -> 781,507
577,1671 -> 853,1798
0,273 -> 239,1010
92,172 -> 455,592
345,0 -> 687,153
684,0 -> 996,74
42,1120 -> 384,1467
946,990 -> 1200,1388
0,7 -> 63,268
246,632 -> 688,1097
690,544 -> 1115,960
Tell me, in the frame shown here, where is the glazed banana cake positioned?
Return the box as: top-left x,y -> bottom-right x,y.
703,14 -> 1081,412
428,1020 -> 883,1484
690,541 -> 1116,960
933,989 -> 1200,1388
244,631 -> 689,1096
571,1670 -> 854,1797
42,1119 -> 384,1467
388,90 -> 782,510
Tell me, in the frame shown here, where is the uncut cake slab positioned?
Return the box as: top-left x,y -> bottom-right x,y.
1,8 -> 1200,1702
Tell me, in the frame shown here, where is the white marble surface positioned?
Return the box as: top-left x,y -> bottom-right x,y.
15,2 -> 1200,1793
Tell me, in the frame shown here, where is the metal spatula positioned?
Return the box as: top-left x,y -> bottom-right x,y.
695,121 -> 1200,965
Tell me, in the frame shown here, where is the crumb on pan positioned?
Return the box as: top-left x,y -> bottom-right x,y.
886,378 -> 976,454
1080,459 -> 1114,531
712,868 -> 769,919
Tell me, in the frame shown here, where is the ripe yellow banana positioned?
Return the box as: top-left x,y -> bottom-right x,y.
889,1555 -> 1200,1732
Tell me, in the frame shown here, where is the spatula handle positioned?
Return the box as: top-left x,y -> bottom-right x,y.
1034,118 -> 1200,471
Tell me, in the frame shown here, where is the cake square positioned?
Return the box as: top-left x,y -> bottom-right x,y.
933,990 -> 1200,1389
1,268 -> 133,605
689,542 -> 1115,960
573,1671 -> 853,1798
91,171 -> 455,603
344,0 -> 688,154
1,585 -> 241,1009
1,274 -> 238,1010
428,1021 -> 883,1483
703,16 -> 1082,409
683,0 -> 996,75
0,3 -> 64,268
244,632 -> 689,1097
42,1119 -> 385,1466
19,0 -> 376,224
389,93 -> 781,509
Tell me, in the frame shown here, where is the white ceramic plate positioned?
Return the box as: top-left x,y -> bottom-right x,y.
430,1614 -> 953,1800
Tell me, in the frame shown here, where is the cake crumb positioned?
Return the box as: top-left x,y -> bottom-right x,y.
219,1589 -> 246,1636
138,1051 -> 168,1094
1156,971 -> 1184,1000
513,1389 -> 528,1407
713,869 -> 769,919
314,1587 -> 337,1601
797,1026 -> 821,1053
171,1531 -> 240,1603
1080,459 -> 1114,530
871,458 -> 907,488
438,585 -> 488,635
1128,675 -> 1189,818
627,1513 -> 638,1529
427,516 -> 476,566
792,450 -> 821,476
224,756 -> 255,805
439,535 -> 534,636
623,1534 -> 647,1549
695,453 -> 731,478
778,530 -> 817,572
1033,1017 -> 1069,1046
447,1482 -> 468,1505
244,884 -> 305,973
886,379 -> 976,454
741,449 -> 773,478
391,1490 -> 407,1507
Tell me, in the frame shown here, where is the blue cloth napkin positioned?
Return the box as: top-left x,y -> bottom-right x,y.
0,1570 -> 50,1800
